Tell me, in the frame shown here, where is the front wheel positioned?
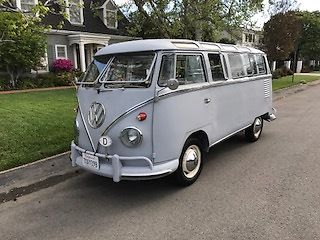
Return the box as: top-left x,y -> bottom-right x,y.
174,138 -> 204,186
245,117 -> 263,142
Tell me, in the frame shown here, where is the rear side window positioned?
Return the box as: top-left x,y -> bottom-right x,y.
208,54 -> 225,81
228,53 -> 245,79
243,53 -> 258,76
256,54 -> 267,75
176,55 -> 206,85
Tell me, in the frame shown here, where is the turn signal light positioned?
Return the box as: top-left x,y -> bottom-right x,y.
137,112 -> 147,121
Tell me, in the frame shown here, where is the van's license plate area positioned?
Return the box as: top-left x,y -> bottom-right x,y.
82,153 -> 99,170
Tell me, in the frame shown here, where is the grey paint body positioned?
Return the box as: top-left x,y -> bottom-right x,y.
70,39 -> 275,182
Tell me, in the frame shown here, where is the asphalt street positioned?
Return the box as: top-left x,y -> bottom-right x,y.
1,84 -> 320,240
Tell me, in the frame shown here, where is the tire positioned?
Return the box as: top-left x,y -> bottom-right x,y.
245,117 -> 263,142
174,138 -> 204,186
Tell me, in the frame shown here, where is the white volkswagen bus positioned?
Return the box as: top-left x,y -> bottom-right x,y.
70,39 -> 276,186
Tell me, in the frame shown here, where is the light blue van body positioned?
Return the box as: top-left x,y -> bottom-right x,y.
70,39 -> 276,182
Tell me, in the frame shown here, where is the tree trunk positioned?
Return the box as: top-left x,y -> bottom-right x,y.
195,24 -> 202,41
6,65 -> 19,89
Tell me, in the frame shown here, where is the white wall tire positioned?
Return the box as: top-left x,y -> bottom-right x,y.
245,117 -> 263,142
174,138 -> 204,186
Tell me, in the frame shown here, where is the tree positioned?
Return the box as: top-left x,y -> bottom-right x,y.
298,11 -> 320,61
0,12 -> 47,88
263,11 -> 301,61
123,0 -> 264,42
268,0 -> 298,16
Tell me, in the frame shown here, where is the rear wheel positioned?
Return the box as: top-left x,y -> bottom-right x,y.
245,117 -> 263,142
174,138 -> 204,186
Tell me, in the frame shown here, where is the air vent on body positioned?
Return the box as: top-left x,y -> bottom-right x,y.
263,79 -> 271,99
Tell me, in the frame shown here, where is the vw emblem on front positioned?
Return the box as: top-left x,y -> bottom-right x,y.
88,102 -> 105,129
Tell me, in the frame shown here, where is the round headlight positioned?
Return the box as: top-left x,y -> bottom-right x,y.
120,127 -> 143,147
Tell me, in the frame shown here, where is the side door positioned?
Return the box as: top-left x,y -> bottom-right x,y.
152,52 -> 213,163
208,52 -> 247,143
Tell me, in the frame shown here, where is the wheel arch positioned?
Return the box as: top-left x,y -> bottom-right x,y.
187,130 -> 210,153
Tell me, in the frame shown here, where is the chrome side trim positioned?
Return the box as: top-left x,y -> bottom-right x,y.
157,75 -> 271,101
78,101 -> 96,152
101,98 -> 154,136
209,124 -> 251,148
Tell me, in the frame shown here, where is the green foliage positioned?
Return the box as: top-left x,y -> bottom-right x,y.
0,71 -> 80,91
263,11 -> 301,61
272,66 -> 293,79
298,11 -> 320,60
218,38 -> 236,44
0,12 -> 48,87
124,0 -> 264,41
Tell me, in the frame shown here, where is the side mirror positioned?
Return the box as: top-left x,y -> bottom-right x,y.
167,79 -> 179,90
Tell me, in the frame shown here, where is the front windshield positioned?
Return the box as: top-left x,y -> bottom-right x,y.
78,60 -> 106,83
102,53 -> 155,85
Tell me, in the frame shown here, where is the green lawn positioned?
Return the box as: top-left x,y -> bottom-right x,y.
272,75 -> 320,91
0,89 -> 76,171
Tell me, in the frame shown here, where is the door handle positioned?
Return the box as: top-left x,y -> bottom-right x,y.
204,98 -> 211,104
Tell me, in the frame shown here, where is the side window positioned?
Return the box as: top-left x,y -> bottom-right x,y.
228,53 -> 245,79
243,53 -> 258,76
158,54 -> 206,86
256,54 -> 267,75
208,54 -> 225,81
176,55 -> 206,85
159,54 -> 175,86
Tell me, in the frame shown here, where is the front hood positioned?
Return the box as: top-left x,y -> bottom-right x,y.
77,86 -> 154,152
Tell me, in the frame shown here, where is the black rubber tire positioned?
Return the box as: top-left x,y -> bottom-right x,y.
245,117 -> 264,142
174,138 -> 204,186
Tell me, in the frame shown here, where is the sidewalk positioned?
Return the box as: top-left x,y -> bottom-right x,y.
0,86 -> 75,95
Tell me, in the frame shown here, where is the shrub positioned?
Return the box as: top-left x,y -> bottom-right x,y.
51,59 -> 74,72
272,69 -> 282,79
272,66 -> 294,79
301,66 -> 311,73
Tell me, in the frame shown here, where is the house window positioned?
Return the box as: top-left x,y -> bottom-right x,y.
67,0 -> 84,25
105,10 -> 117,28
245,33 -> 255,43
18,0 -> 38,11
55,45 -> 68,59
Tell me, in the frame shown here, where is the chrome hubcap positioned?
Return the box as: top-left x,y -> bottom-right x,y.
253,118 -> 262,138
182,145 -> 201,179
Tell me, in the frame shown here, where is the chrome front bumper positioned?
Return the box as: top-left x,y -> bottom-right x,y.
70,141 -> 179,182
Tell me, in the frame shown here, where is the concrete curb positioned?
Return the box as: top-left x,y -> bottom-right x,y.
0,151 -> 82,204
0,86 -> 75,95
0,151 -> 70,175
1,78 -> 320,203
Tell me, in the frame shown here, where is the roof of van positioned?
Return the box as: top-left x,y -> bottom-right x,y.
95,39 -> 265,57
